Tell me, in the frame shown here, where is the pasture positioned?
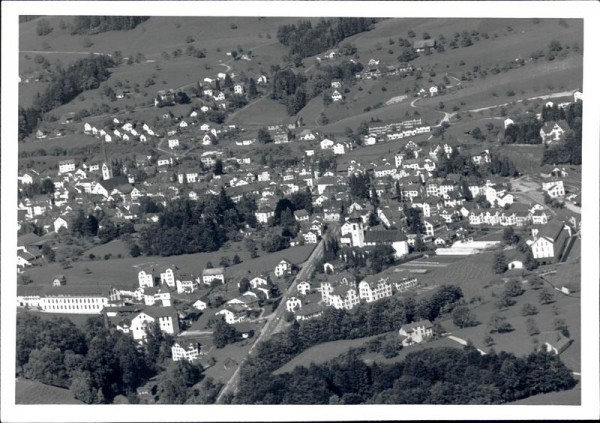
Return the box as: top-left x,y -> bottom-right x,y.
23,243 -> 315,290
16,379 -> 83,404
273,334 -> 383,375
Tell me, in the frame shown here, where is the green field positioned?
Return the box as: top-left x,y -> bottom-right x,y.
273,334 -> 383,375
509,379 -> 580,405
16,378 -> 83,404
23,243 -> 315,290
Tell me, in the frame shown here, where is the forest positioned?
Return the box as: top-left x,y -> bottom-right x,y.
277,18 -> 377,59
138,189 -> 256,256
18,55 -> 116,140
541,101 -> 583,165
270,59 -> 363,115
233,285 -> 465,402
235,346 -> 576,404
70,16 -> 150,34
16,313 -> 220,404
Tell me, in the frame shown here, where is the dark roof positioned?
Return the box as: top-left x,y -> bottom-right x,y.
98,175 -> 129,191
17,285 -> 115,297
401,319 -> 433,331
539,220 -> 565,242
364,230 -> 407,243
141,306 -> 178,319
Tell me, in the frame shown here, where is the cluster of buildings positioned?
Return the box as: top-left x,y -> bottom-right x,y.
285,269 -> 419,320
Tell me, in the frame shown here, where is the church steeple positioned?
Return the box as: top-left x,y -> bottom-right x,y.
101,142 -> 113,181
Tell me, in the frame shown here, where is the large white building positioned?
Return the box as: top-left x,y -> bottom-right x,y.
358,277 -> 393,303
17,285 -> 120,314
120,307 -> 179,341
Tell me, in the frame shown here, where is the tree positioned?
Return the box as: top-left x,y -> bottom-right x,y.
521,303 -> 538,316
257,127 -> 272,144
503,280 -> 524,297
494,252 -> 507,274
538,288 -> 554,305
413,235 -> 427,252
214,159 -> 224,176
130,244 -> 141,257
489,314 -> 513,333
36,19 -> 53,36
213,319 -> 239,348
452,306 -> 478,328
524,248 -> 538,270
484,335 -> 495,347
369,244 -> 396,273
471,127 -> 483,141
529,275 -> 544,290
248,78 -> 258,98
238,277 -> 250,294
526,317 -> 540,336
502,227 -> 517,245
84,215 -> 99,237
233,254 -> 241,265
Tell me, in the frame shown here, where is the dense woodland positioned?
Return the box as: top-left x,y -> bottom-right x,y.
18,55 -> 116,140
234,285 -> 465,402
70,16 -> 150,35
541,101 -> 583,165
235,346 -> 575,404
138,189 -> 256,256
277,18 -> 376,59
16,313 -> 220,404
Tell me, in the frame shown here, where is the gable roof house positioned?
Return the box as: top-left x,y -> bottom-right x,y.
528,220 -> 571,264
399,319 -> 434,345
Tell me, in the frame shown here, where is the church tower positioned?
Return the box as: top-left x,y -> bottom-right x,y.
102,162 -> 113,181
348,209 -> 364,248
101,142 -> 113,181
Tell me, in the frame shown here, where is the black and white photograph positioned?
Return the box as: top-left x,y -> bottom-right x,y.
2,1 -> 599,421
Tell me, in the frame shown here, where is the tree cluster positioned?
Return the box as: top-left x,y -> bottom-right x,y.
71,16 -> 150,34
16,314 -> 161,404
235,342 -> 574,404
277,18 -> 376,59
503,115 -> 543,144
139,189 -> 255,256
19,55 -> 116,140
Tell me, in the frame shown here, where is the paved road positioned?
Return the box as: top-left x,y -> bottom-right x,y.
178,330 -> 213,337
215,235 -> 328,403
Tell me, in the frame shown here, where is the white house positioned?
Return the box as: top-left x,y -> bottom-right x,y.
399,319 -> 433,345
297,281 -> 311,296
429,86 -> 438,96
168,139 -> 180,149
542,180 -> 565,198
274,259 -> 293,278
320,138 -> 335,150
58,160 -> 76,174
176,274 -> 200,294
138,267 -> 157,288
53,216 -> 68,233
331,90 -> 343,102
286,297 -> 302,313
171,340 -> 202,362
503,118 -> 515,129
202,267 -> 225,285
127,307 -> 179,341
358,277 -> 393,303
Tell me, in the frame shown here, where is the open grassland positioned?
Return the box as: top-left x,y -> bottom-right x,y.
273,334 -> 383,375
19,132 -> 100,153
16,379 -> 83,404
17,309 -> 99,328
441,275 -> 580,372
397,250 -> 503,299
509,379 -> 580,405
23,244 -> 315,290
